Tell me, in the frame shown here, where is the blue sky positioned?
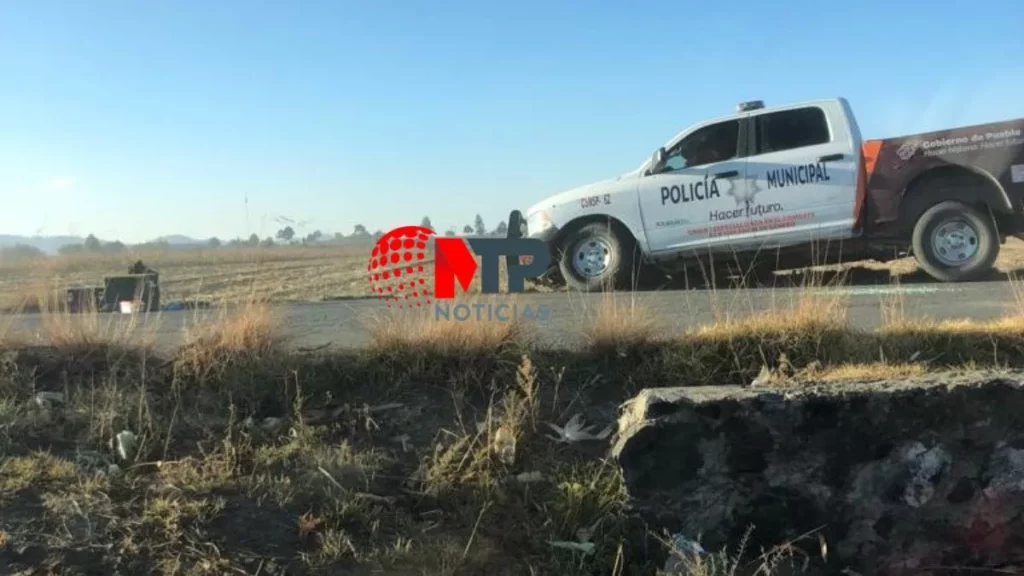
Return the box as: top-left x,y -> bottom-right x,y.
1,0 -> 1023,243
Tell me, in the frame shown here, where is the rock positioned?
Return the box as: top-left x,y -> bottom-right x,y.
114,430 -> 138,462
261,417 -> 287,433
512,470 -> 545,484
74,450 -> 112,476
661,534 -> 706,575
611,372 -> 1024,573
34,391 -> 65,409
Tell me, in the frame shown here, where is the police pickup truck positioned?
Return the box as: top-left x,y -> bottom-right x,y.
513,97 -> 1024,290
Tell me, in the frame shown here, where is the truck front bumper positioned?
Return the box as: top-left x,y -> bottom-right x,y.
507,209 -> 561,282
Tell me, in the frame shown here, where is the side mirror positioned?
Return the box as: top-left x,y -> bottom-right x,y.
646,147 -> 666,175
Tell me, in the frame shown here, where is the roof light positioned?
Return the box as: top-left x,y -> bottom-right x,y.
736,100 -> 765,112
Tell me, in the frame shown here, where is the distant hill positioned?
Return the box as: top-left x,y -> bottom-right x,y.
0,234 -> 85,254
150,235 -> 204,246
0,233 -> 207,254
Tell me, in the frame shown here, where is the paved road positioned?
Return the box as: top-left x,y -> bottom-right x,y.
1,281 -> 1017,352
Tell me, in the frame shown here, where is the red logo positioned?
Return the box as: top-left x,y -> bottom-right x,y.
367,226 -> 433,309
368,224 -> 551,310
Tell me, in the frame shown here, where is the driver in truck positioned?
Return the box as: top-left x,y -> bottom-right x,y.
683,136 -> 722,168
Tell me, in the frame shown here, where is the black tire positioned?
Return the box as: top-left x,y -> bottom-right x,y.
557,221 -> 638,292
911,201 -> 999,282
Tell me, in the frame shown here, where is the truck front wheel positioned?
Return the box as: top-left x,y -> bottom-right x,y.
557,221 -> 637,292
911,201 -> 999,282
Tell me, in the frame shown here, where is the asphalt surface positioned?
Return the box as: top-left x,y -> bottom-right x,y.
1,280 -> 1017,352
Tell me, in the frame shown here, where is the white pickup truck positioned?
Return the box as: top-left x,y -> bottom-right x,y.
513,97 -> 1024,290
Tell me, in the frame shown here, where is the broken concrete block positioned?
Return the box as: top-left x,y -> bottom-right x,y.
611,372 -> 1024,572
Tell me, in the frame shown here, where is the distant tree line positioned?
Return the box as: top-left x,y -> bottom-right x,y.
0,243 -> 47,261
55,234 -> 128,255
436,214 -> 508,238
15,215 -> 509,258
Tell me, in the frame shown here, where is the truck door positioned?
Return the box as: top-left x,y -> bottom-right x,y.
743,104 -> 859,247
638,118 -> 751,253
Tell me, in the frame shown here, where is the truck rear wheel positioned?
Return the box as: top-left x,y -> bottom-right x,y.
911,201 -> 999,282
557,221 -> 637,292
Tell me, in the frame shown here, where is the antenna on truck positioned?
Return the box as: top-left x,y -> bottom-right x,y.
736,100 -> 765,112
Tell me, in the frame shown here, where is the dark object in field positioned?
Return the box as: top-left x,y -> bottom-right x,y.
64,286 -> 103,313
101,273 -> 160,312
128,259 -> 157,275
91,261 -> 162,312
58,261 -> 162,314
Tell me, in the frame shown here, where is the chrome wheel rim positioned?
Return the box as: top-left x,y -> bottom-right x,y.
572,238 -> 612,278
930,218 -> 979,266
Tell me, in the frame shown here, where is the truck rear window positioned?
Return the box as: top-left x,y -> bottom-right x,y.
755,107 -> 831,155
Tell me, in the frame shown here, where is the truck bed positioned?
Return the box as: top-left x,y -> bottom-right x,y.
858,118 -> 1024,237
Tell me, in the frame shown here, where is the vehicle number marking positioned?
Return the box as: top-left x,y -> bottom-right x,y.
580,194 -> 612,209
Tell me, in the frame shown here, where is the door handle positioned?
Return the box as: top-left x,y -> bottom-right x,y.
713,170 -> 739,179
818,153 -> 844,162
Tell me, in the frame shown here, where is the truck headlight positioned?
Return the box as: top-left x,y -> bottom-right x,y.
527,210 -> 552,236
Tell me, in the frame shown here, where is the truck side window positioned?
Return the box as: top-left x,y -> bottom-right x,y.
755,107 -> 831,154
663,119 -> 740,171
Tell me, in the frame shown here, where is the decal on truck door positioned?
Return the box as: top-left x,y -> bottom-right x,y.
764,162 -> 831,190
709,203 -> 784,221
686,212 -> 816,238
712,177 -> 783,221
680,167 -> 819,237
660,174 -> 722,204
691,171 -> 809,234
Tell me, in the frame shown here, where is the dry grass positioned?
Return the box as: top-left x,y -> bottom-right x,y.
173,297 -> 283,386
557,280 -> 1024,390
0,310 -> 655,575
568,287 -> 855,390
694,292 -> 848,340
660,525 -> 827,576
767,235 -> 1024,284
0,289 -> 161,354
5,266 -> 1024,574
362,295 -> 536,393
582,291 -> 659,353
366,295 -> 533,354
798,362 -> 929,382
180,297 -> 281,354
